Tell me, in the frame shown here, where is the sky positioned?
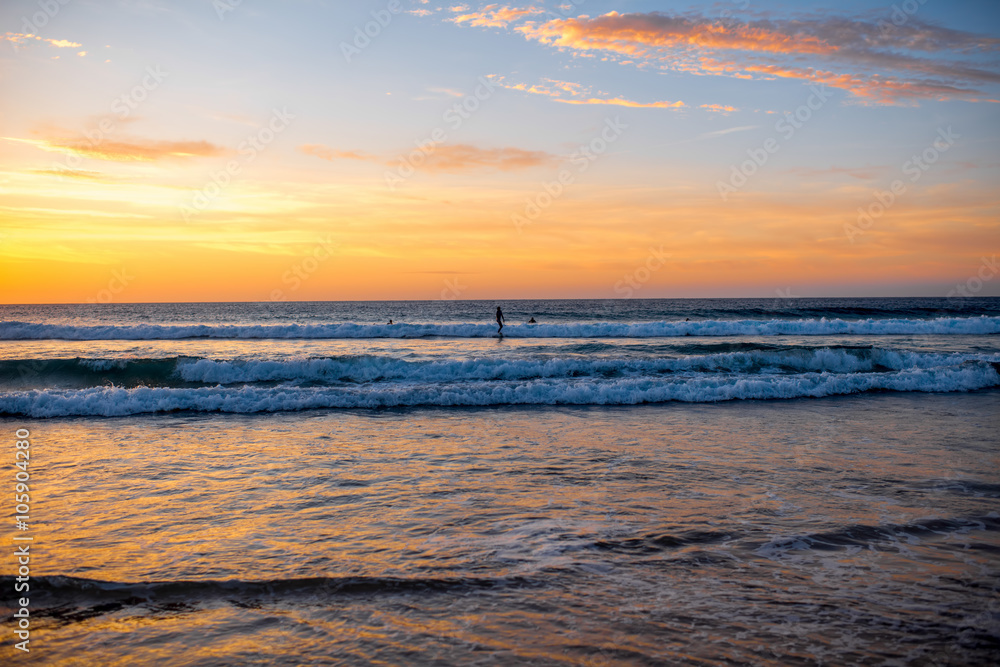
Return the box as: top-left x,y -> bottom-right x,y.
1,0 -> 999,303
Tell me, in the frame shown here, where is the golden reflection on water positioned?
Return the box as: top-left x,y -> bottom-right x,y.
6,393 -> 999,664
19,398 -> 997,585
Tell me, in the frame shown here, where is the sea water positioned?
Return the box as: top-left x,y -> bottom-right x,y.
1,298 -> 998,664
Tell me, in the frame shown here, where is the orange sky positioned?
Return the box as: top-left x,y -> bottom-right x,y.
1,1 -> 998,302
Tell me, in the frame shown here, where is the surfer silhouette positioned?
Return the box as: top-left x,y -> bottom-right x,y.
496,306 -> 505,336
528,317 -> 536,324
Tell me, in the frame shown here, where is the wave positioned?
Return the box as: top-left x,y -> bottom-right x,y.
3,348 -> 997,390
2,574 -> 537,621
753,514 -> 1000,558
592,515 -> 1000,557
2,316 -> 999,340
9,514 -> 998,616
3,363 -> 997,416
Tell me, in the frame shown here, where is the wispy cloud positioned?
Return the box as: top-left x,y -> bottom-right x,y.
700,104 -> 739,114
299,142 -> 556,172
554,96 -> 684,109
29,168 -> 121,182
299,144 -> 373,161
421,144 -> 556,171
6,134 -> 225,162
699,125 -> 759,139
1,32 -> 82,49
450,5 -> 543,28
489,75 -> 685,109
445,10 -> 1000,104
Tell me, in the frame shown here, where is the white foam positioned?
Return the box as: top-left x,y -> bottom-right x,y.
3,364 -> 997,417
2,316 -> 999,340
172,349 -> 997,385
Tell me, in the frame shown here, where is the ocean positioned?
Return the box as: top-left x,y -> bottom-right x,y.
1,297 -> 998,665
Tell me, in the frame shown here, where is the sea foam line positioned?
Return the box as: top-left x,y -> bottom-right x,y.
1,316 -> 999,340
4,349 -> 996,388
2,365 -> 997,417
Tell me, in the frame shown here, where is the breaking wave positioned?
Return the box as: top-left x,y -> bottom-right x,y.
3,363 -> 997,416
2,316 -> 999,340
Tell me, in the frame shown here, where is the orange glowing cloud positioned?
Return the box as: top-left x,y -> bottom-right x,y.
505,11 -> 1000,104
488,75 -> 685,110
554,97 -> 684,109
29,168 -> 120,182
517,11 -> 835,57
299,142 -> 556,172
740,63 -> 991,104
451,5 -> 543,28
700,104 -> 739,113
421,144 -> 556,171
298,144 -> 373,161
18,135 -> 225,162
1,32 -> 82,48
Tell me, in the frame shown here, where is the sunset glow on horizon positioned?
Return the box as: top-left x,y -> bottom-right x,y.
1,0 -> 999,303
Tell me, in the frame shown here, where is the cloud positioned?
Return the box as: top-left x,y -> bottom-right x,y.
299,142 -> 556,172
518,12 -> 834,57
411,86 -> 468,101
66,138 -> 222,161
791,165 -> 887,180
427,86 -> 465,98
1,32 -> 82,48
29,168 -> 120,182
299,144 -> 373,161
9,134 -> 225,161
698,125 -> 758,139
553,96 -> 684,109
700,104 -> 739,113
508,11 -> 1000,104
489,75 -> 685,109
421,144 -> 556,171
450,4 -> 542,28
739,62 -> 991,104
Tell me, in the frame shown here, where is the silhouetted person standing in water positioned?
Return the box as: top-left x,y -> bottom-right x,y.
496,306 -> 505,336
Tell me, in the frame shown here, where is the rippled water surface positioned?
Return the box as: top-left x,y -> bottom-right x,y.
1,299 -> 998,664
2,393 -> 998,665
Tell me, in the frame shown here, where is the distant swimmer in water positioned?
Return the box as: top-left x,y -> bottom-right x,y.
496,306 -> 505,336
528,317 -> 536,324
387,319 -> 393,325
